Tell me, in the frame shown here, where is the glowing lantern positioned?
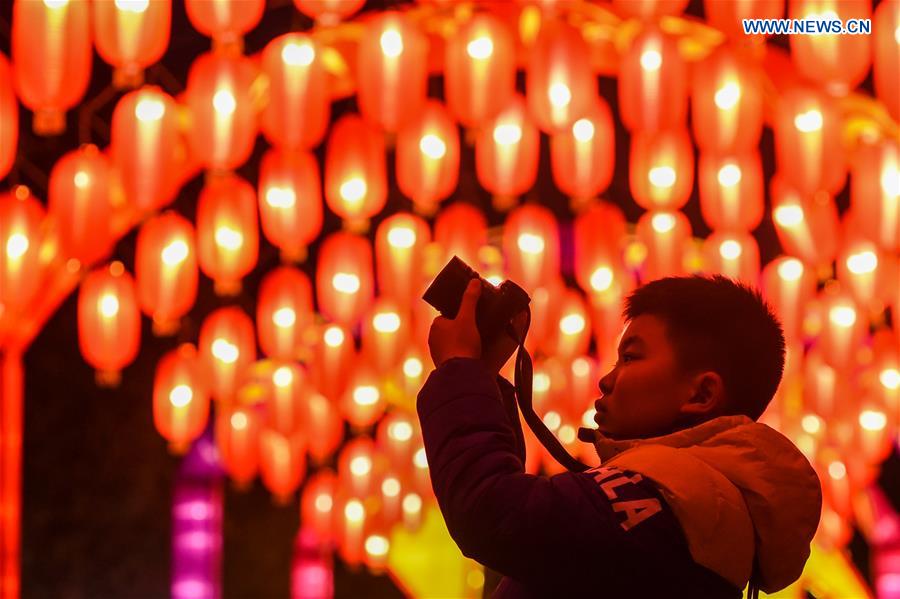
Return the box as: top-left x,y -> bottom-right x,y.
804,346 -> 851,419
185,52 -> 258,171
92,0 -> 170,87
135,212 -> 198,335
257,267 -> 314,361
692,47 -> 764,152
636,210 -> 692,282
260,33 -> 329,150
47,145 -> 114,265
476,95 -> 539,208
817,290 -> 867,371
851,139 -> 899,252
856,401 -> 893,464
396,101 -> 460,215
309,323 -> 356,403
12,0 -> 91,135
361,297 -> 411,377
197,307 -> 256,403
395,343 -> 431,404
612,0 -> 688,19
835,237 -> 891,313
0,189 -> 45,317
550,97 -> 615,203
302,391 -> 344,462
618,26 -> 687,132
316,232 -> 374,327
78,263 -> 140,385
265,362 -> 307,436
356,11 -> 427,132
338,437 -> 384,499
259,430 -> 306,503
197,173 -> 259,295
153,344 -> 209,452
587,286 -> 630,373
293,0 -> 364,23
774,87 -> 845,195
698,151 -> 764,232
374,213 -> 430,310
341,365 -> 387,430
573,201 -> 627,295
761,256 -> 817,343
0,54 -> 18,180
874,0 -> 900,120
258,148 -> 323,262
337,495 -> 367,566
771,176 -> 840,268
444,13 -> 515,128
324,115 -> 387,232
704,0 -> 784,37
503,204 -> 560,293
701,232 -> 760,284
433,203 -> 488,269
215,404 -> 260,487
184,0 -> 263,51
301,469 -> 338,546
789,0 -> 872,93
111,86 -> 180,212
630,129 -> 693,210
870,329 -> 900,413
545,290 -> 591,361
377,469 -> 405,527
376,412 -> 418,476
526,21 -> 594,133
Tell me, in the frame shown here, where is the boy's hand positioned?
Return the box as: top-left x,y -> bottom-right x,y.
428,279 -> 483,368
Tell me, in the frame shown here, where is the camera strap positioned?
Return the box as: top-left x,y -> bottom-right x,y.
506,308 -> 591,473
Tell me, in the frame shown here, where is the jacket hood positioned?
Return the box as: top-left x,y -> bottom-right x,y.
578,415 -> 823,592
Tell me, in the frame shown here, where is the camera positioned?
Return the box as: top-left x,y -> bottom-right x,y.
422,256 -> 531,348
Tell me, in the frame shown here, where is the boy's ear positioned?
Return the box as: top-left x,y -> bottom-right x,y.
680,371 -> 726,417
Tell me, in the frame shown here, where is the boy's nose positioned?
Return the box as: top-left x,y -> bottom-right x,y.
598,370 -> 614,395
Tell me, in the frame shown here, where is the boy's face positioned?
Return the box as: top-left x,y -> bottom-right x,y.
593,314 -> 703,440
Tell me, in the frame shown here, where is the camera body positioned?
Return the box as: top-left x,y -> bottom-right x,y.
422,255 -> 531,348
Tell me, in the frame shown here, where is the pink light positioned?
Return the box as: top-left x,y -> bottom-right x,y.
878,573 -> 900,598
172,579 -> 212,599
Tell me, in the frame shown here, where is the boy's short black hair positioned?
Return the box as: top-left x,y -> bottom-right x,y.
623,274 -> 786,421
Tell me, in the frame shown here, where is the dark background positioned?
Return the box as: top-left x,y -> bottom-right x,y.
1,0 -> 893,597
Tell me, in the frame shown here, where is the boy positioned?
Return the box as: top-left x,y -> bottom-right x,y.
418,274 -> 822,598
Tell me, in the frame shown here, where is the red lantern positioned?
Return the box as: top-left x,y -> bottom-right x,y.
851,138 -> 899,252
92,0 -> 170,88
870,329 -> 899,415
135,212 -> 198,335
184,0 -> 263,51
260,430 -> 306,502
502,204 -> 560,293
309,323 -> 357,403
612,0 -> 688,19
374,213 -> 431,311
301,469 -> 338,546
197,173 -> 259,295
444,13 -> 515,128
476,95 -> 540,207
835,235 -> 892,314
78,263 -> 140,385
47,145 -> 114,265
324,115 -> 387,232
0,54 -> 18,180
356,11 -> 427,132
215,404 -> 261,487
771,176 -> 840,268
361,297 -> 411,377
698,151 -> 764,232
550,97 -> 615,203
293,0 -> 365,24
198,307 -> 256,402
789,0 -> 872,93
544,289 -> 591,361
761,256 -> 817,344
774,87 -> 846,195
340,365 -> 387,430
257,267 -> 314,361
316,232 -> 375,327
302,391 -> 344,462
433,203 -> 487,270
629,129 -> 694,211
573,201 -> 628,296
635,210 -> 692,282
12,0 -> 91,135
258,148 -> 323,262
153,344 -> 210,453
336,494 -> 367,566
185,52 -> 258,171
587,284 -> 630,373
0,188 -> 45,317
817,289 -> 867,372
618,26 -> 687,132
338,437 -> 386,499
691,47 -> 764,153
701,232 -> 760,285
111,87 -> 180,212
396,101 -> 460,214
874,0 -> 900,121
803,346 -> 850,419
704,0 -> 784,38
526,21 -> 594,133
260,33 -> 329,150
265,362 -> 307,436
375,412 -> 418,476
